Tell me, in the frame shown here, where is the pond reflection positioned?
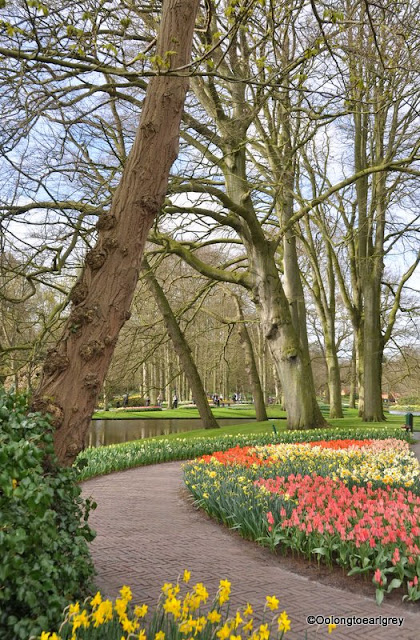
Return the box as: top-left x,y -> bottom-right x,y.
86,418 -> 256,448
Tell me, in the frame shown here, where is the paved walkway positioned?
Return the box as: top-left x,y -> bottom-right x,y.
82,442 -> 420,640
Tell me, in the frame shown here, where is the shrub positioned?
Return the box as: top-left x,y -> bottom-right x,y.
0,389 -> 96,640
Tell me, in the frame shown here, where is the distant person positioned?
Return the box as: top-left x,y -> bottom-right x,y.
232,393 -> 237,403
157,394 -> 163,407
122,393 -> 129,407
172,393 -> 178,409
145,396 -> 151,407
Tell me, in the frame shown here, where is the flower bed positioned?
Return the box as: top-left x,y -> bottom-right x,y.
76,427 -> 408,481
183,438 -> 420,603
36,573 -> 306,640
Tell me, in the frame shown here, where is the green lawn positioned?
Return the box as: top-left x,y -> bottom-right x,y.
92,404 -> 286,420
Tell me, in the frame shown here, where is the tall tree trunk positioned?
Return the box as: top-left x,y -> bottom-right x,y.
165,343 -> 172,403
363,281 -> 385,421
273,364 -> 281,406
348,341 -> 357,409
234,298 -> 267,422
326,351 -> 343,418
324,315 -> 343,418
253,246 -> 326,430
355,324 -> 365,416
143,258 -> 219,430
31,0 -> 200,465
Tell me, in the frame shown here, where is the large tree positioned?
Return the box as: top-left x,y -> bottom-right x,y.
30,0 -> 200,465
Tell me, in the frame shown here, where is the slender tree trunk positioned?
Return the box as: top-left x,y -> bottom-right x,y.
324,315 -> 343,418
234,299 -> 267,422
348,341 -> 357,409
31,0 -> 200,465
165,343 -> 171,403
326,349 -> 343,418
143,258 -> 219,429
355,324 -> 365,416
272,365 -> 279,405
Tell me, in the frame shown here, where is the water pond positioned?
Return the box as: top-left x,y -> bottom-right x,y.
86,417 -> 256,448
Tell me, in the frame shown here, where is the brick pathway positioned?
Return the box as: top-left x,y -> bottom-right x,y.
82,444 -> 420,640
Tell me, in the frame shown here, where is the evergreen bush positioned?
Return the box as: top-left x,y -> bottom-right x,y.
0,389 -> 96,639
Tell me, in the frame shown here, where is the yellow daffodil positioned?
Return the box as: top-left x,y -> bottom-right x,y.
243,603 -> 253,617
243,619 -> 253,632
155,631 -> 165,640
68,602 -> 80,616
193,582 -> 209,602
183,569 -> 191,583
72,610 -> 90,631
180,617 -> 195,634
265,595 -> 279,611
163,596 -> 181,619
115,597 -> 128,618
193,615 -> 207,632
120,585 -> 133,602
134,604 -> 148,618
328,622 -> 337,633
234,612 -> 243,628
258,623 -> 270,640
122,617 -> 138,633
217,623 -> 232,640
278,611 -> 291,634
208,610 -> 222,624
90,591 -> 102,608
218,579 -> 231,604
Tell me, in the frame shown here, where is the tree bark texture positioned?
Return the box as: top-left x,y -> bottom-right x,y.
251,245 -> 326,430
233,298 -> 268,422
362,270 -> 385,421
142,258 -> 219,430
31,0 -> 200,465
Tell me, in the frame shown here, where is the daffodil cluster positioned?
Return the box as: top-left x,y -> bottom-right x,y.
36,573 -> 297,640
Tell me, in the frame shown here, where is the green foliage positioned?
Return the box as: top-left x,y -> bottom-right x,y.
0,389 -> 96,640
